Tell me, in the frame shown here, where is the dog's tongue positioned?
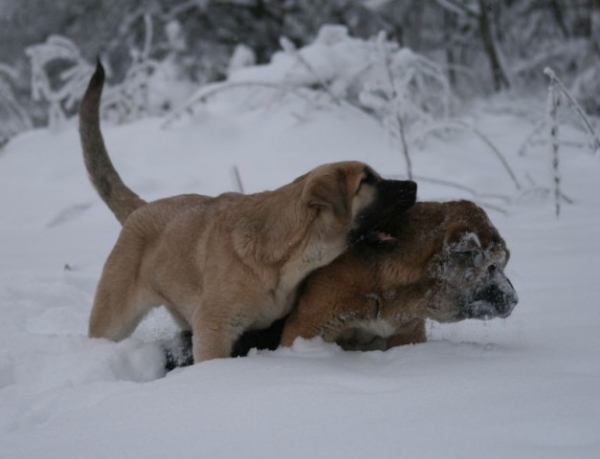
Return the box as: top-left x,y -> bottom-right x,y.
376,231 -> 396,242
359,231 -> 396,244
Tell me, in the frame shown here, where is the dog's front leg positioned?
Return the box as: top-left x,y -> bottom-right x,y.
385,320 -> 427,349
191,308 -> 245,362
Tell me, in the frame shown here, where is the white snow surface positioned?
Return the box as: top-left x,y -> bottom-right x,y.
1,94 -> 599,458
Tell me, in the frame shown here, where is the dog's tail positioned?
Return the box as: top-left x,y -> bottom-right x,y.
79,60 -> 146,225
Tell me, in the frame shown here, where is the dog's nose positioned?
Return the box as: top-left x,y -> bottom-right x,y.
403,180 -> 417,200
496,298 -> 516,317
488,282 -> 518,318
388,179 -> 417,200
404,181 -> 417,204
499,286 -> 518,317
405,180 -> 417,193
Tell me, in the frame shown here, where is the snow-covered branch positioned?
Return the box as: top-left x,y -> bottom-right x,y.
543,67 -> 600,154
0,64 -> 33,148
434,0 -> 479,19
25,35 -> 93,129
547,73 -> 561,218
411,120 -> 522,191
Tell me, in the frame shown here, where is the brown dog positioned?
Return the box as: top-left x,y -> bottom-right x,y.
79,62 -> 417,363
279,200 -> 518,350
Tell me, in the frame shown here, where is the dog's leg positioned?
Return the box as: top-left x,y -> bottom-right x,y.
385,320 -> 427,349
88,280 -> 155,340
281,294 -> 378,347
279,315 -> 317,347
192,327 -> 240,362
88,236 -> 156,341
191,307 -> 246,362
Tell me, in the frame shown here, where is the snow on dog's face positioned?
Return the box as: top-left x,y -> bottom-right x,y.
426,207 -> 518,322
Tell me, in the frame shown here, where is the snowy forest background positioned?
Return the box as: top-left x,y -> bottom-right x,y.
1,0 -> 599,150
2,2 -> 600,457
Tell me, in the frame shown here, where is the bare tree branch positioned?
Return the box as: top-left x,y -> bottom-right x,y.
435,0 -> 479,19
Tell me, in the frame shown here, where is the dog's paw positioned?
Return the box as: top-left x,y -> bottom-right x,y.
162,331 -> 194,371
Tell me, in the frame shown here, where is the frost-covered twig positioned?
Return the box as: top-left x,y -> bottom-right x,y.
547,72 -> 562,218
412,175 -> 480,197
518,120 -> 546,157
106,12 -> 160,123
0,64 -> 33,145
435,0 -> 479,18
398,174 -> 509,214
395,111 -> 412,180
164,0 -> 198,20
520,173 -> 574,207
25,13 -> 159,129
378,32 -> 413,180
231,165 -> 244,194
161,81 -> 319,129
142,13 -> 153,61
543,67 -> 600,154
522,134 -> 589,152
356,31 -> 453,179
0,83 -> 32,130
516,187 -> 573,206
281,37 -> 342,107
279,37 -> 375,122
519,117 -> 595,157
25,35 -> 93,129
412,120 -> 522,190
456,123 -> 521,190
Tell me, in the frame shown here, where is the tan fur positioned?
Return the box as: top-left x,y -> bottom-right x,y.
79,62 -> 417,362
280,200 -> 518,351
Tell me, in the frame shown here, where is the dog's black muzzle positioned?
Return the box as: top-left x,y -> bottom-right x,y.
349,179 -> 417,246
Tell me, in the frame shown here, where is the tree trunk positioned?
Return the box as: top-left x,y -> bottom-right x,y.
443,8 -> 457,88
478,0 -> 510,91
407,0 -> 424,51
549,0 -> 570,38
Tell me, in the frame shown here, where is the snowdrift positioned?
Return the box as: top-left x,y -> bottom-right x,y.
1,28 -> 599,459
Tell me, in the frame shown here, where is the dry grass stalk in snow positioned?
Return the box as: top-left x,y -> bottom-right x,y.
546,70 -> 562,218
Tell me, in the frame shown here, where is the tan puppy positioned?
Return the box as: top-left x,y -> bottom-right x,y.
279,200 -> 518,351
79,62 -> 417,363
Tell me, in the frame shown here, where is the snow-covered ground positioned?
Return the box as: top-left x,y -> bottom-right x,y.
0,92 -> 599,458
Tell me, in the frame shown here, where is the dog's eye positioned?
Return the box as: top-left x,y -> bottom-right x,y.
356,170 -> 377,195
453,249 -> 484,267
360,170 -> 377,186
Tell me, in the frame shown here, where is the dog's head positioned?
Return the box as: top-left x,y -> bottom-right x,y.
426,201 -> 518,322
301,161 -> 417,245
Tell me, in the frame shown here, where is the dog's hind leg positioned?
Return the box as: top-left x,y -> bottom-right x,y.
88,280 -> 156,341
88,237 -> 156,341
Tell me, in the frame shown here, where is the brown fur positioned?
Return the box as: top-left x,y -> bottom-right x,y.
79,62 -> 417,363
279,200 -> 518,351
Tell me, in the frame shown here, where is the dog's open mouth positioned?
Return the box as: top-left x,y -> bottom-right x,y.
360,230 -> 397,244
349,178 -> 417,248
376,231 -> 396,242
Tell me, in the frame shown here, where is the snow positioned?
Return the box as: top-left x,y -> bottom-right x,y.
228,24 -> 449,121
1,84 -> 600,457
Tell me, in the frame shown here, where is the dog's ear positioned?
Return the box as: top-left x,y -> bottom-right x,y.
302,166 -> 354,223
448,230 -> 481,252
446,227 -> 485,267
